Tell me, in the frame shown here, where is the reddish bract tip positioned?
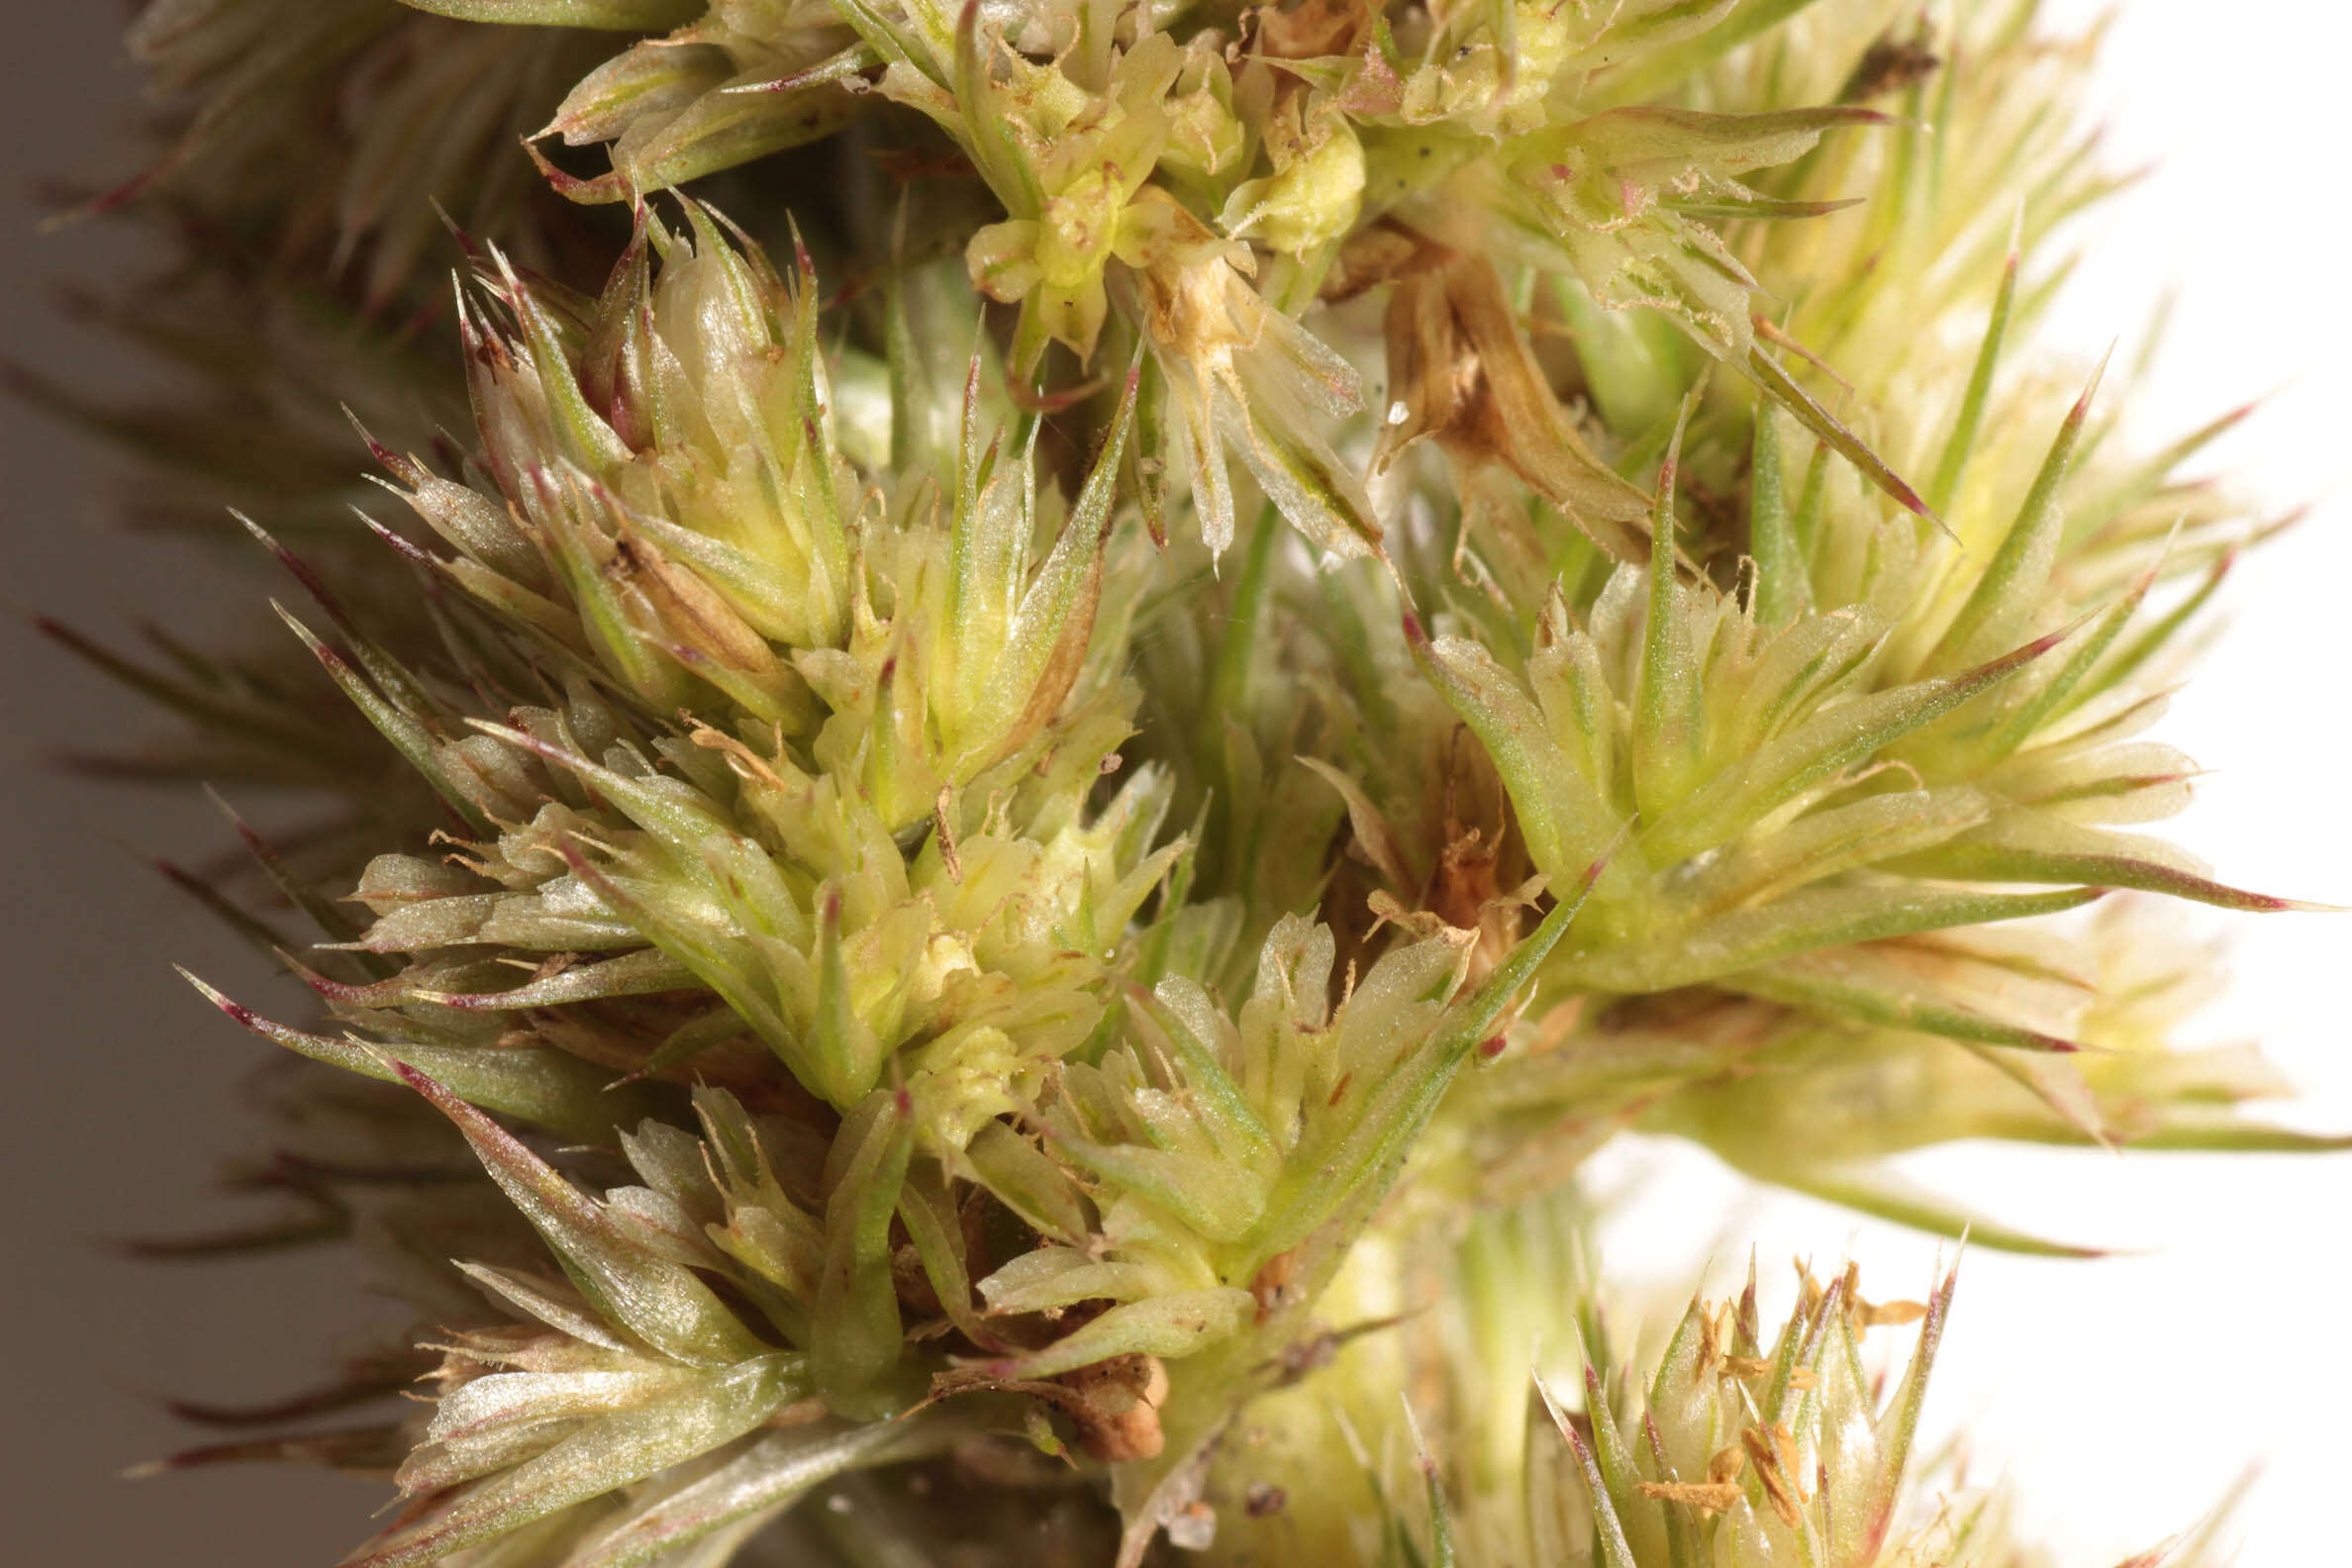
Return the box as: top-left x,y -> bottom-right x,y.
760,63 -> 825,95
522,137 -> 616,204
238,513 -> 342,605
291,964 -> 347,1003
2070,343 -> 2115,425
2255,892 -> 2349,914
1889,474 -> 1934,522
72,157 -> 166,223
434,204 -> 483,259
2019,625 -> 2071,660
358,514 -> 436,567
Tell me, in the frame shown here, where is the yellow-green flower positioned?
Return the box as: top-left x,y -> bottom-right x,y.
26,3 -> 2327,1566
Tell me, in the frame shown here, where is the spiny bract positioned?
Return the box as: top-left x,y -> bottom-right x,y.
28,0 -> 2338,1564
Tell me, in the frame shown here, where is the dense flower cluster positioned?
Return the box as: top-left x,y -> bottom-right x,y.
33,0 -> 2337,1563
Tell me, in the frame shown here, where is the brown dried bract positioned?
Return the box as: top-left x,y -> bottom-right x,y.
1743,1424 -> 1806,1529
1637,1479 -> 1744,1512
1250,0 -> 1378,63
925,1351 -> 1171,1463
1840,36 -> 1942,103
1368,239 -> 1653,562
1857,1296 -> 1929,1328
1053,1352 -> 1172,1462
1249,1248 -> 1300,1323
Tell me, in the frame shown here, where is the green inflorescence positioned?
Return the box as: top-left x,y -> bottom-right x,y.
32,1 -> 2340,1563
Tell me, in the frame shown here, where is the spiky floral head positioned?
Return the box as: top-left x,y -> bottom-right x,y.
1336,1247 -> 2229,1568
23,1 -> 2334,1566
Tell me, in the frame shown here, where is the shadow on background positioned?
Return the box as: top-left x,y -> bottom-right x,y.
3,12 -> 397,1564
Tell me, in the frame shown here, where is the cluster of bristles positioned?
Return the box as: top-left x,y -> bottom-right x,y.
27,1 -> 2334,1564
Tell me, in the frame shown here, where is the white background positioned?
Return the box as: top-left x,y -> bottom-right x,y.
1595,3 -> 2352,1560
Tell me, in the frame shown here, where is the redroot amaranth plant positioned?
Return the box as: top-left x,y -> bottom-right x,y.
33,1 -> 2342,1562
